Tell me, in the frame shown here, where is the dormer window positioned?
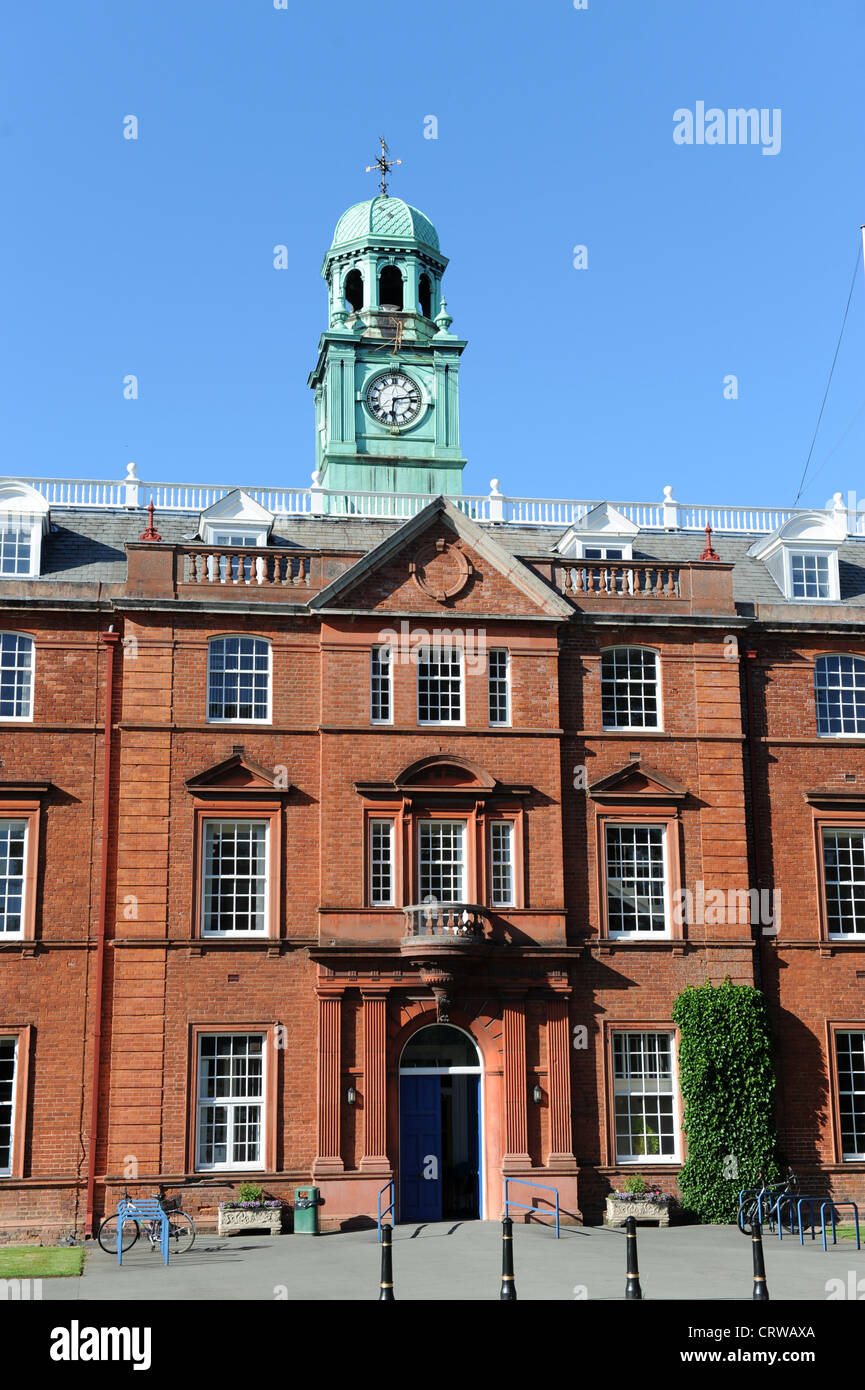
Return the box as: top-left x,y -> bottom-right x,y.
0,483 -> 50,580
198,489 -> 274,551
748,512 -> 842,602
554,501 -> 638,562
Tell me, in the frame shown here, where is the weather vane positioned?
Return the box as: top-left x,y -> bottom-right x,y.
365,136 -> 402,197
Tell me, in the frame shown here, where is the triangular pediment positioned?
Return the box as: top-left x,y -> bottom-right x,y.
197,489 -> 274,540
554,502 -> 639,554
185,752 -> 291,795
311,496 -> 572,618
588,759 -> 689,802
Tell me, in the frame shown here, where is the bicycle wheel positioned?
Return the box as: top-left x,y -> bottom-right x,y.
167,1212 -> 195,1254
97,1215 -> 140,1253
737,1201 -> 754,1235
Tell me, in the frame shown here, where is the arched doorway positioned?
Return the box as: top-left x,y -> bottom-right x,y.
398,1024 -> 482,1222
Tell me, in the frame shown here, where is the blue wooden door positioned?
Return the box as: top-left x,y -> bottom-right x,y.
399,1075 -> 442,1221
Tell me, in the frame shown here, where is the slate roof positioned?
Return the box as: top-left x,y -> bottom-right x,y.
10,505 -> 865,616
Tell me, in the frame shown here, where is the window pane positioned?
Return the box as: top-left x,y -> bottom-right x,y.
370,819 -> 394,905
0,1037 -> 16,1174
606,825 -> 667,934
419,821 -> 465,902
836,1032 -> 865,1159
207,637 -> 270,721
197,1034 -> 264,1169
488,649 -> 509,725
0,821 -> 26,935
0,634 -> 33,719
203,821 -> 268,934
0,528 -> 31,576
612,1032 -> 677,1160
601,648 -> 659,729
490,821 -> 514,906
418,647 -> 462,723
823,830 -> 865,936
791,553 -> 830,600
370,645 -> 391,723
815,655 -> 865,736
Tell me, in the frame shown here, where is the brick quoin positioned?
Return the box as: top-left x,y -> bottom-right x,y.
0,507 -> 862,1242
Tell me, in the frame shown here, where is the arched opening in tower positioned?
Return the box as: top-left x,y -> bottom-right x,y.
344,269 -> 363,313
418,273 -> 432,318
379,264 -> 404,310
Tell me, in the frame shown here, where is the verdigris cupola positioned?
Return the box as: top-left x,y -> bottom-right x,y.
308,143 -> 467,496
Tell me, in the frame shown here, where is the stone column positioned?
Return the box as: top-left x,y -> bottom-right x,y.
546,997 -> 576,1163
313,991 -> 344,1176
360,991 -> 389,1171
502,995 -> 531,1168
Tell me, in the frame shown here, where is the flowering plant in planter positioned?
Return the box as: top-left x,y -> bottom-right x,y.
605,1175 -> 675,1226
217,1184 -> 285,1235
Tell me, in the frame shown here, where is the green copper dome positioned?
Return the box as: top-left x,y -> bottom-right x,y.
330,196 -> 440,253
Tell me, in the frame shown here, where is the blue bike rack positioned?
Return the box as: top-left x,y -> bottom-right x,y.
504,1177 -> 560,1238
116,1197 -> 170,1267
377,1181 -> 395,1244
820,1201 -> 861,1253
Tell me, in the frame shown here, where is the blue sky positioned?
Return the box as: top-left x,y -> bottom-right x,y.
1,0 -> 864,509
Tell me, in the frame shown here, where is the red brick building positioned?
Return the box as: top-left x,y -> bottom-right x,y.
0,194 -> 864,1239
0,479 -> 862,1241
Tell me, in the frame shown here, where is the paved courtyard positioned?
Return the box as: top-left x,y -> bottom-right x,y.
41,1220 -> 864,1301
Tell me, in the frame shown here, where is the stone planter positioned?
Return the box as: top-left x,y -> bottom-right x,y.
604,1195 -> 671,1228
218,1206 -> 284,1237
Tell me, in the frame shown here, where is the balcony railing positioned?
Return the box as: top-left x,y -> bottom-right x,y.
556,561 -> 681,599
180,546 -> 315,588
402,902 -> 489,946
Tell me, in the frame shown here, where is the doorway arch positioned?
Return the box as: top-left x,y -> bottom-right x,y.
398,1024 -> 483,1222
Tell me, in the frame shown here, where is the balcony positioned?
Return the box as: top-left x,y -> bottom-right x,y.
400,902 -> 490,956
548,559 -> 734,615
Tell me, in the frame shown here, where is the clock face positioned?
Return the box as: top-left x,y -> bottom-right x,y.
365,371 -> 422,427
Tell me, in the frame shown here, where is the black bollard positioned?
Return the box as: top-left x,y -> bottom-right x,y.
625,1215 -> 643,1300
500,1215 -> 517,1300
379,1222 -> 395,1301
751,1215 -> 770,1301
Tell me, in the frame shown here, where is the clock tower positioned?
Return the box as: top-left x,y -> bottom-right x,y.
308,153 -> 467,496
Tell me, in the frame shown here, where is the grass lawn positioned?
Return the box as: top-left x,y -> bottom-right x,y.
830,1224 -> 862,1243
0,1246 -> 84,1277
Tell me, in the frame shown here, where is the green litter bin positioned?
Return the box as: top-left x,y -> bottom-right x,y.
293,1186 -> 322,1235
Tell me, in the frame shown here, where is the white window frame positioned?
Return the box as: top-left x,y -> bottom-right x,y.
209,530 -> 267,548
488,649 -> 510,727
0,1036 -> 17,1176
201,819 -> 270,938
206,636 -> 272,724
417,646 -> 464,726
785,547 -> 839,602
815,654 -> 865,738
822,828 -> 865,938
605,822 -> 670,938
836,1031 -> 865,1161
0,819 -> 28,940
600,646 -> 662,732
418,819 -> 467,903
195,1032 -> 266,1172
370,645 -> 393,725
578,543 -> 630,560
489,820 -> 515,907
0,521 -> 41,578
369,818 -> 395,906
0,633 -> 34,723
612,1030 -> 680,1163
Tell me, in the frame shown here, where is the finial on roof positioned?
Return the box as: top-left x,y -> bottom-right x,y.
699,523 -> 720,561
139,499 -> 162,542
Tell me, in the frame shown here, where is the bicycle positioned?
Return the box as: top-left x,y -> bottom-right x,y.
97,1185 -> 196,1255
737,1168 -> 799,1235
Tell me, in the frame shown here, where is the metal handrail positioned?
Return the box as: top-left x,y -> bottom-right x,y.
504,1176 -> 560,1238
820,1200 -> 861,1252
378,1180 -> 395,1243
